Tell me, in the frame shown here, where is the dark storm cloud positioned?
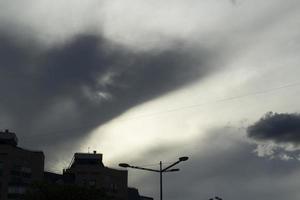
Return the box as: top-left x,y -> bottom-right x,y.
130,128 -> 300,200
247,112 -> 300,145
0,31 -> 217,150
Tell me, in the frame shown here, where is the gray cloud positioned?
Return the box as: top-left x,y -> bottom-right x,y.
129,127 -> 300,200
247,112 -> 300,145
0,30 -> 218,156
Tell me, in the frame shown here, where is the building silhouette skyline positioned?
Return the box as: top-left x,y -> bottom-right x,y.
0,129 -> 153,200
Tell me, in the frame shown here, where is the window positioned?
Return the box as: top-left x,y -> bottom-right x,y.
9,176 -> 23,185
10,165 -> 32,178
10,165 -> 21,176
110,183 -> 118,193
7,193 -> 25,199
8,186 -> 27,194
21,167 -> 32,178
7,185 -> 27,199
0,161 -> 3,176
89,180 -> 96,187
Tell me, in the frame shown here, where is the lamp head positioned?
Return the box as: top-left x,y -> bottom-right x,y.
179,156 -> 189,161
168,168 -> 180,172
119,163 -> 130,168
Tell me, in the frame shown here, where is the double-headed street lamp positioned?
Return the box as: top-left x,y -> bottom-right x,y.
119,156 -> 189,200
209,196 -> 223,200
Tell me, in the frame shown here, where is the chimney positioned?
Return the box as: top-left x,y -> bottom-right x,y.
93,151 -> 97,154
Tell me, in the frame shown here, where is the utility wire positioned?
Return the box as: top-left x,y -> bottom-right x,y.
119,81 -> 300,121
20,80 -> 300,141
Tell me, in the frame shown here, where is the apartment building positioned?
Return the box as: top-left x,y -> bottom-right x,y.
63,152 -> 128,200
0,130 -> 44,200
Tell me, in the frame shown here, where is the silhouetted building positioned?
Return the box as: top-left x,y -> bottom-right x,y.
128,188 -> 140,200
63,151 -> 128,200
0,130 -> 151,200
128,188 -> 154,200
44,171 -> 64,184
140,196 -> 154,200
0,130 -> 44,200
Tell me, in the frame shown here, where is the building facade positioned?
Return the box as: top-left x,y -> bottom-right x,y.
0,130 -> 44,200
63,152 -> 128,200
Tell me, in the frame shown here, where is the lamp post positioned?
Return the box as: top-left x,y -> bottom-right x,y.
119,156 -> 189,200
209,196 -> 223,200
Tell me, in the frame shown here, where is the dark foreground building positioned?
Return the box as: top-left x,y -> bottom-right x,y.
128,188 -> 153,200
63,152 -> 128,200
45,152 -> 153,200
0,130 -> 44,200
0,130 -> 152,200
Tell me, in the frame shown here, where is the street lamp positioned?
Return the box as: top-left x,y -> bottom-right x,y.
119,156 -> 189,200
209,196 -> 223,200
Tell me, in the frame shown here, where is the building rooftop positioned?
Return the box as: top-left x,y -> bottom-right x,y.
0,129 -> 18,146
69,151 -> 104,168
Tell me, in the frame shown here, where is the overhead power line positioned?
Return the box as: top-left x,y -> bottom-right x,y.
20,80 -> 300,141
123,80 -> 300,120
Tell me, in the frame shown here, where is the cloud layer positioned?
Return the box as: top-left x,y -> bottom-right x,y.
247,112 -> 300,161
1,1 -> 300,199
0,31 -> 218,152
248,112 -> 300,145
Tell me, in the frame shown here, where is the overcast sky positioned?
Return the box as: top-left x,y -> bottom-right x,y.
1,0 -> 300,199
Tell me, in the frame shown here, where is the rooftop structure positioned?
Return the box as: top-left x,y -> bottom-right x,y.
63,151 -> 128,200
69,151 -> 104,168
0,129 -> 18,146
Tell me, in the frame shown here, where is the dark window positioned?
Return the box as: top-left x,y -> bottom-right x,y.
7,193 -> 25,199
0,161 -> 3,177
10,170 -> 21,176
10,165 -> 32,179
